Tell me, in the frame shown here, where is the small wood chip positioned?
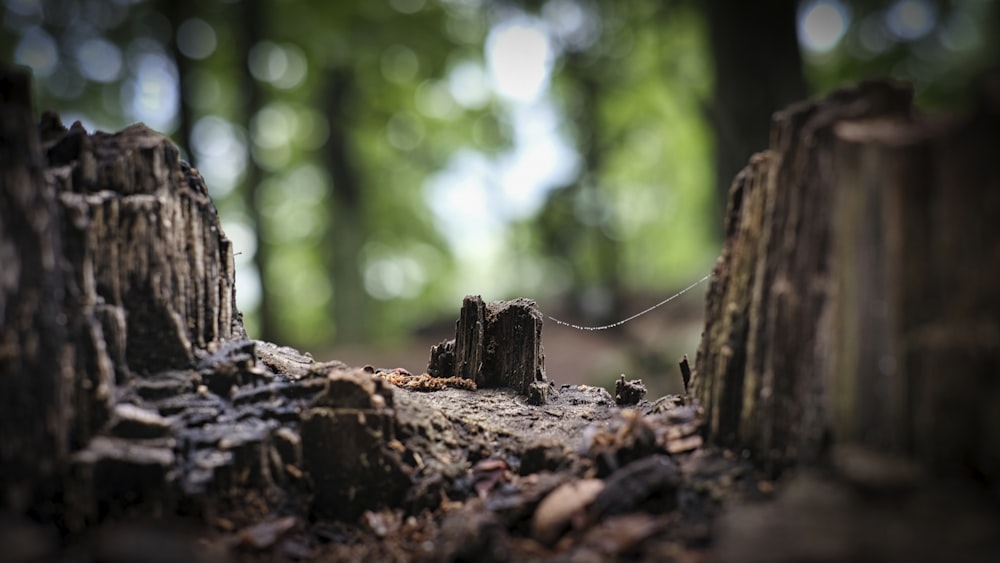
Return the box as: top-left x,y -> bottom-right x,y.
236,516 -> 297,550
665,434 -> 703,454
532,479 -> 605,546
378,371 -> 477,391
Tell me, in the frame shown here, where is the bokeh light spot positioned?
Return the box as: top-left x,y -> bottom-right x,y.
415,80 -> 459,119
799,0 -> 849,52
177,18 -> 217,60
295,107 -> 330,149
386,112 -> 426,151
15,27 -> 59,77
191,116 -> 247,197
389,0 -> 425,15
486,20 -> 553,103
46,64 -> 86,99
251,103 -> 298,150
448,60 -> 490,109
248,41 -> 308,90
363,243 -> 427,300
77,37 -> 123,82
124,53 -> 177,131
886,0 -> 935,41
939,12 -> 978,52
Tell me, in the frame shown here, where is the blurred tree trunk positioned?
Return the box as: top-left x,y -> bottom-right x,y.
235,0 -> 278,343
323,66 -> 369,344
0,68 -> 70,513
163,0 -> 196,164
702,0 -> 807,225
539,51 -> 623,325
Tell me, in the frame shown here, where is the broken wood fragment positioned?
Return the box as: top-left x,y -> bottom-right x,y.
301,369 -> 409,520
679,355 -> 692,394
426,338 -> 455,379
589,454 -> 680,518
614,375 -> 647,406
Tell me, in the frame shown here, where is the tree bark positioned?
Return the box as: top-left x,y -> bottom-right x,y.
694,78 -> 1000,486
1,62 -> 238,518
0,67 -> 71,513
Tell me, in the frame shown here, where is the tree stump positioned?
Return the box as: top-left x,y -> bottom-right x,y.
0,63 -> 238,517
1,65 -> 71,513
694,78 -> 1000,485
430,295 -> 547,398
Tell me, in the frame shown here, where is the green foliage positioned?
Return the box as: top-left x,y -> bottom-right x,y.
249,0 -> 496,346
521,1 -> 716,305
800,0 -> 998,109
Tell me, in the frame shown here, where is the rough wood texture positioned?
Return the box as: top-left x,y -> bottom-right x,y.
694,78 -> 1000,485
454,295 -> 487,381
0,63 -> 238,517
433,295 -> 547,397
832,89 -> 1000,482
49,119 -> 238,374
0,66 -> 70,513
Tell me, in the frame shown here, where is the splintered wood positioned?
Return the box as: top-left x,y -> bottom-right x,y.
428,295 -> 548,398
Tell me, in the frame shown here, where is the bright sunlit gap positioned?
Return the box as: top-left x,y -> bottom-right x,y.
425,14 -> 582,299
486,20 -> 553,103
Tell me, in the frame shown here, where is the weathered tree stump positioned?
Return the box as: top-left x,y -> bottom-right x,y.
1,66 -> 71,514
1,62 -> 238,521
694,78 -> 1000,486
430,295 -> 547,398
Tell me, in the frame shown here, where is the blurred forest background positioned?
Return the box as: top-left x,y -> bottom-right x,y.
4,0 -> 997,394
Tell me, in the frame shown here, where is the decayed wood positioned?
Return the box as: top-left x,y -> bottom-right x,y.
49,121 -> 238,374
832,95 -> 1000,481
694,150 -> 775,449
0,63 -> 239,518
694,78 -> 1000,485
454,294 -> 487,381
480,297 -> 546,395
0,66 -> 72,513
432,295 -> 548,397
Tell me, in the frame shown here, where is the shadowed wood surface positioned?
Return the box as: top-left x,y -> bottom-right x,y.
694,77 -> 1000,488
